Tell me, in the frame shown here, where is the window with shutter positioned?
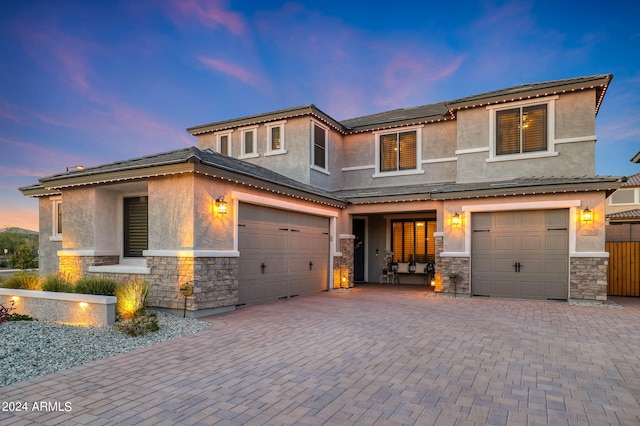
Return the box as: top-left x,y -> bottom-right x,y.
124,196 -> 148,257
380,130 -> 417,172
312,124 -> 327,169
496,104 -> 547,155
391,219 -> 435,263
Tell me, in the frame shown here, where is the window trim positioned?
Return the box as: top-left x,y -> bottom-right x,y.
310,119 -> 329,174
487,96 -> 558,162
239,126 -> 259,159
609,188 -> 640,206
50,196 -> 62,241
373,125 -> 424,177
265,120 -> 287,156
215,131 -> 232,156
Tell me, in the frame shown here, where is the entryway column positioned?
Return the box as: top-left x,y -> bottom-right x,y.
334,234 -> 355,288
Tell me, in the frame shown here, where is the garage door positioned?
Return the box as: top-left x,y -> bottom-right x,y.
237,203 -> 330,306
472,209 -> 568,300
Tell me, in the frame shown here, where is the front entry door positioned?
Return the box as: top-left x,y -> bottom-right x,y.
353,218 -> 365,282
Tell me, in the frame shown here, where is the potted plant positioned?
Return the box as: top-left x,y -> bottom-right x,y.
449,273 -> 462,297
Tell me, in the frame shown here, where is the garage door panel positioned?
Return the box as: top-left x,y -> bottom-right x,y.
495,236 -> 515,250
521,236 -> 542,251
472,209 -> 568,300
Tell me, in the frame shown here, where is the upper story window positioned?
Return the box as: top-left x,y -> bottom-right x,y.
380,131 -> 417,172
311,121 -> 328,171
215,132 -> 231,156
266,120 -> 286,156
609,188 -> 639,205
488,96 -> 557,161
496,105 -> 547,155
240,126 -> 259,159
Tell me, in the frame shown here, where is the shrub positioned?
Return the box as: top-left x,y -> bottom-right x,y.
74,277 -> 117,296
115,280 -> 149,321
41,274 -> 75,293
115,311 -> 159,336
0,301 -> 14,324
9,313 -> 35,321
10,244 -> 38,270
0,259 -> 8,268
0,272 -> 42,290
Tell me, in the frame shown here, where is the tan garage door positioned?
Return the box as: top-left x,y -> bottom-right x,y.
472,209 -> 568,300
237,203 -> 330,306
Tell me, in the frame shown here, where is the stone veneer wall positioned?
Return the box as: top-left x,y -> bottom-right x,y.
59,255 -> 119,282
439,256 -> 470,296
334,236 -> 355,288
434,235 -> 443,293
570,256 -> 608,301
145,256 -> 238,312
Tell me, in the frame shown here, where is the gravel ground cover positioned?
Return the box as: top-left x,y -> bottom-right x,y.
0,312 -> 211,387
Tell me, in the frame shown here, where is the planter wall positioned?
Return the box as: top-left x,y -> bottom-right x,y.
0,289 -> 116,326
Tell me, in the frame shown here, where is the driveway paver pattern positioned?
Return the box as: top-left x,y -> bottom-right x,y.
2,285 -> 640,425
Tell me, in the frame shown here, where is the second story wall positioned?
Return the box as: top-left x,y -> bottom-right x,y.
339,120 -> 458,190
455,90 -> 597,183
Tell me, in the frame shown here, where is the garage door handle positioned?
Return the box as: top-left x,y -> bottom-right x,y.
513,262 -> 522,273
261,262 -> 267,273
309,261 -> 313,270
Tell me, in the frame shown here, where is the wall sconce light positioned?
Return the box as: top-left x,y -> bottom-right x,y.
582,206 -> 593,224
452,212 -> 461,227
216,196 -> 228,215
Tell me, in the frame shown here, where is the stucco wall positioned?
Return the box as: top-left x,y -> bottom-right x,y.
455,91 -> 597,183
62,187 -> 97,249
148,174 -> 195,250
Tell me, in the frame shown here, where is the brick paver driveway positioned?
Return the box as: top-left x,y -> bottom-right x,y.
2,285 -> 640,425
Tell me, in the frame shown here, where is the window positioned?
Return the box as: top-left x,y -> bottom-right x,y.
123,196 -> 148,257
312,122 -> 327,170
391,219 -> 436,263
496,104 -> 547,155
379,130 -> 418,173
240,127 -> 258,158
610,188 -> 639,205
51,196 -> 62,240
217,133 -> 231,156
266,121 -> 286,156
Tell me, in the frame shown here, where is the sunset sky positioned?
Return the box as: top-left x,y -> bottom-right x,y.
1,0 -> 639,231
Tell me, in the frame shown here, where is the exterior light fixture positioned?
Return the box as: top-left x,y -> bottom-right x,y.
79,302 -> 88,309
582,206 -> 593,224
216,196 -> 228,215
452,212 -> 461,227
11,296 -> 19,301
66,165 -> 84,172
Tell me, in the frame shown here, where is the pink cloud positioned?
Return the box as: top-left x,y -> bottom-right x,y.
198,57 -> 270,92
0,207 -> 39,232
0,137 -> 93,177
168,0 -> 246,36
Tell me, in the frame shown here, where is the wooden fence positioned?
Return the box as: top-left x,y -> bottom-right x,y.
606,241 -> 640,296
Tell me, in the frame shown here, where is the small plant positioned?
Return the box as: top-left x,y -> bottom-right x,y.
8,312 -> 35,321
42,274 -> 75,293
0,301 -> 15,324
115,279 -> 149,321
0,272 -> 42,290
0,259 -> 8,268
10,244 -> 38,270
115,311 -> 159,336
74,277 -> 117,296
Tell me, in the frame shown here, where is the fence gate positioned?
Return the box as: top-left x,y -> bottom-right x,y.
606,241 -> 640,296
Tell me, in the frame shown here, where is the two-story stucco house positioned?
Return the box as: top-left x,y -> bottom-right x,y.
20,74 -> 623,316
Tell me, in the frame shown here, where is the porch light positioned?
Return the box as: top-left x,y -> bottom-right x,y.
582,206 -> 593,224
452,212 -> 461,227
216,196 -> 228,215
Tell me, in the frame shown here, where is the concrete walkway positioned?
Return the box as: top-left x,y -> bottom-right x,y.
2,285 -> 640,425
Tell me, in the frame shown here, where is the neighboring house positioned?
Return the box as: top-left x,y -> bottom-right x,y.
20,74 -> 623,316
606,172 -> 640,225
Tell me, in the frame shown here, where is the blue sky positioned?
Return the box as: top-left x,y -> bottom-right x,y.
1,0 -> 639,231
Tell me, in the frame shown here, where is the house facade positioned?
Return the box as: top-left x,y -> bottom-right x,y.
21,74 -> 623,316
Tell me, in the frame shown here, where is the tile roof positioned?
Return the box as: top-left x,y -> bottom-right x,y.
187,74 -> 613,135
621,172 -> 640,187
606,209 -> 640,219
